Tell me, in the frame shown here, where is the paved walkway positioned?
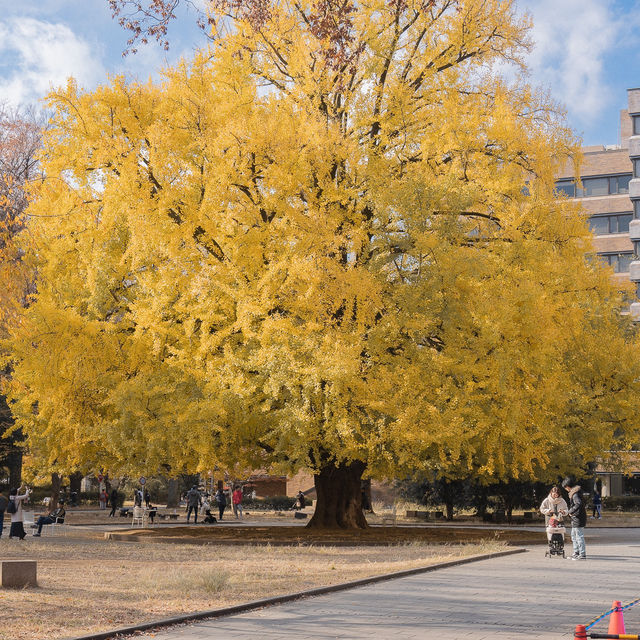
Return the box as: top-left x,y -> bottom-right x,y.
136,542 -> 640,640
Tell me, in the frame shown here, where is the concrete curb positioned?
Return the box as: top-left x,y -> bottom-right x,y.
66,547 -> 527,640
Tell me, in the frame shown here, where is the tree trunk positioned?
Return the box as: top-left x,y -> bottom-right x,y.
7,447 -> 22,489
362,478 -> 373,513
307,461 -> 368,529
166,478 -> 179,508
445,499 -> 454,521
69,471 -> 83,496
0,395 -> 22,488
50,473 -> 62,507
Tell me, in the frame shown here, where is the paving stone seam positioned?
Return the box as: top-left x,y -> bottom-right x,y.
65,548 -> 527,640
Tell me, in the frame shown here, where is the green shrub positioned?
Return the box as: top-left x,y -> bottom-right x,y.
19,486 -> 100,507
602,496 -> 640,512
242,495 -> 297,510
78,491 -> 100,505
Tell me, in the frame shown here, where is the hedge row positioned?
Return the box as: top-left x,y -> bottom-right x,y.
601,496 -> 640,511
241,495 -> 298,510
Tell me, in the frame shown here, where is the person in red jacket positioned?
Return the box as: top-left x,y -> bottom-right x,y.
232,486 -> 243,519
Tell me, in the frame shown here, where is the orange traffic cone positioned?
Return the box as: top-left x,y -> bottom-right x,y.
608,600 -> 626,635
573,624 -> 587,640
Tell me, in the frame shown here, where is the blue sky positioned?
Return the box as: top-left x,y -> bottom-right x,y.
0,0 -> 639,146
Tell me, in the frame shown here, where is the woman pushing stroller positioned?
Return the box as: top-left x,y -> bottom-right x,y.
540,485 -> 568,557
540,485 -> 568,523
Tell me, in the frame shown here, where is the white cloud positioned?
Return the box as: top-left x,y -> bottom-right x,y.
519,0 -> 619,123
0,17 -> 105,107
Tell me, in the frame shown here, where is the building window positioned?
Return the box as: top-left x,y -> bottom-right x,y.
579,177 -> 609,197
598,252 -> 634,273
635,200 -> 640,219
623,474 -> 640,495
634,158 -> 640,178
633,115 -> 640,136
555,180 -> 575,197
609,174 -> 631,194
555,174 -> 631,198
588,213 -> 633,235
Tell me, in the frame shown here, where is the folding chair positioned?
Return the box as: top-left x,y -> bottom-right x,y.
132,506 -> 148,527
41,517 -> 67,537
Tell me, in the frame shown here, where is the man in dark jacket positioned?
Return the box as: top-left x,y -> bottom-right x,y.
562,477 -> 587,560
109,487 -> 119,517
186,486 -> 202,524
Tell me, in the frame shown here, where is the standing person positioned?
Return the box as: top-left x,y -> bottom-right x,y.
109,487 -> 119,517
232,486 -> 243,519
592,490 -> 602,519
539,486 -> 568,524
215,487 -> 227,521
186,485 -> 202,524
0,490 -> 7,538
99,489 -> 107,510
144,489 -> 151,509
146,503 -> 157,524
8,486 -> 30,540
200,493 -> 211,516
562,477 -> 587,560
297,490 -> 305,510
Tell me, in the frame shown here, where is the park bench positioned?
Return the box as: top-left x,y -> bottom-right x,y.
405,510 -> 431,520
156,512 -> 179,520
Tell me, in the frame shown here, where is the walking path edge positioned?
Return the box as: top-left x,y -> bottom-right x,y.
65,548 -> 526,640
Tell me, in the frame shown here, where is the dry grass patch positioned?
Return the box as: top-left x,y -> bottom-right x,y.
0,535 -> 507,640
108,524 -> 539,545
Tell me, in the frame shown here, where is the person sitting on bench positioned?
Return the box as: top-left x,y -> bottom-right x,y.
32,501 -> 66,536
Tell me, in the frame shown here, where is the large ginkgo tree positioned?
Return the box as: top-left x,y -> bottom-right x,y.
5,0 -> 640,528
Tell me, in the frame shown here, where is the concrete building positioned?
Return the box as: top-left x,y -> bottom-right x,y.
555,99 -> 635,287
555,88 -> 640,497
627,88 -> 640,317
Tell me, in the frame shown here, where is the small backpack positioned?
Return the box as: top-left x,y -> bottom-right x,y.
6,499 -> 17,514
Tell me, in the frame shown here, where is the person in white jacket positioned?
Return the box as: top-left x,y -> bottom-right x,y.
8,486 -> 31,540
540,485 -> 568,525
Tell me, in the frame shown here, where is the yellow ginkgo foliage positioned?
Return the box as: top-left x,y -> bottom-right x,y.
5,0 -> 640,528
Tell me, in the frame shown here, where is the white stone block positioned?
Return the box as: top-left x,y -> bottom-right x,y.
630,179 -> 640,199
630,220 -> 640,241
628,88 -> 640,115
629,261 -> 640,282
629,136 -> 640,158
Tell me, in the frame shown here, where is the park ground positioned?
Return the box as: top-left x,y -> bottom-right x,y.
1,529 -> 507,640
2,506 -> 640,640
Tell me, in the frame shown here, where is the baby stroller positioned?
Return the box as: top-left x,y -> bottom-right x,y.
545,516 -> 566,558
